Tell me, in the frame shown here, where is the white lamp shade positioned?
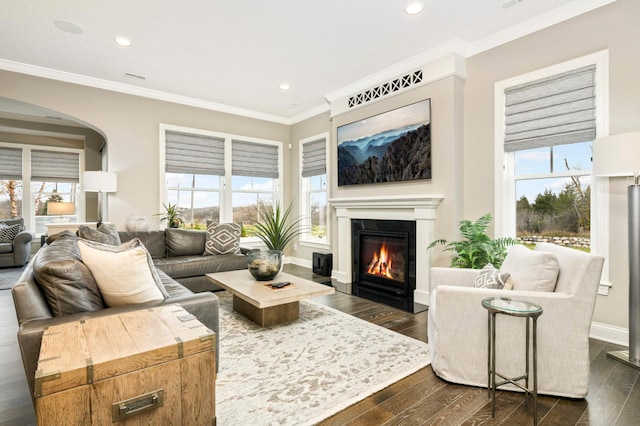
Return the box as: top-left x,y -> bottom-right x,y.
47,201 -> 75,216
593,131 -> 640,177
82,171 -> 117,192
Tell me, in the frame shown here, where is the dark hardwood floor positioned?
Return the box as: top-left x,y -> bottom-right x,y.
1,264 -> 638,425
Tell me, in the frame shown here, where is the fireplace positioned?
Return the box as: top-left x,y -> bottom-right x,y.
352,219 -> 416,312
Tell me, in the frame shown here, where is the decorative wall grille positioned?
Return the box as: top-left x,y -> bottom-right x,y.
348,70 -> 423,108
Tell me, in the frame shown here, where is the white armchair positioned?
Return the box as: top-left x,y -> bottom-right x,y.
427,242 -> 604,398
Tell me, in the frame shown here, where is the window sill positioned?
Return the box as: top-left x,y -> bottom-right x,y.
300,240 -> 331,250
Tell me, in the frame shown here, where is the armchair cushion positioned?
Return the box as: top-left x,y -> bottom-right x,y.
501,244 -> 559,292
0,223 -> 22,243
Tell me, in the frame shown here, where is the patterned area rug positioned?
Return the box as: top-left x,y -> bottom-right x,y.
216,291 -> 430,425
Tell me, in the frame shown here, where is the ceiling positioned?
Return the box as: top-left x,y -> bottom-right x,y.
0,0 -> 614,124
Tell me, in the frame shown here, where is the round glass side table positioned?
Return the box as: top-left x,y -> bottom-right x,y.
482,297 -> 543,426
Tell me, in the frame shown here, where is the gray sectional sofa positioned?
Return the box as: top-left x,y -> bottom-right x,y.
119,228 -> 254,292
12,228 -> 253,404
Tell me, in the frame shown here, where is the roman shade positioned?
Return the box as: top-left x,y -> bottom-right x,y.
232,140 -> 279,179
0,147 -> 22,180
165,130 -> 225,176
31,150 -> 80,182
301,137 -> 327,178
504,65 -> 596,152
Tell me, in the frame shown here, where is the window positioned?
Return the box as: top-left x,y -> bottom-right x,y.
161,125 -> 281,235
0,144 -> 83,234
495,51 -> 610,290
0,146 -> 23,220
300,133 -> 329,244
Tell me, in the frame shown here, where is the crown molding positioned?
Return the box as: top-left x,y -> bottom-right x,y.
0,59 -> 292,125
289,103 -> 331,125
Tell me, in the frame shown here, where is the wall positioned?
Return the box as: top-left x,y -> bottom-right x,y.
463,0 -> 640,330
0,70 -> 290,230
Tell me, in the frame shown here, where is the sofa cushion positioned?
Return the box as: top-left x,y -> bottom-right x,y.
154,254 -> 249,279
500,244 -> 559,292
78,223 -> 121,246
204,222 -> 242,255
166,228 -> 206,257
474,263 -> 512,290
78,238 -> 168,307
0,243 -> 12,254
32,231 -> 104,316
119,230 -> 167,258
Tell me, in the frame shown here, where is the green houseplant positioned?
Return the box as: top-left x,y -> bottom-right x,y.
253,200 -> 306,252
155,202 -> 184,228
427,213 -> 518,269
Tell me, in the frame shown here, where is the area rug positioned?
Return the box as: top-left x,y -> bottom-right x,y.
216,291 -> 431,425
0,264 -> 27,290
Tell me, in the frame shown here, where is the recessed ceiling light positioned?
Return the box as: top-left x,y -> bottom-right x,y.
405,1 -> 424,15
53,20 -> 84,34
114,36 -> 132,47
279,83 -> 290,91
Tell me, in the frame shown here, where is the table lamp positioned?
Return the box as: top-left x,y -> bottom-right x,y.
82,171 -> 117,227
593,130 -> 640,370
47,201 -> 75,223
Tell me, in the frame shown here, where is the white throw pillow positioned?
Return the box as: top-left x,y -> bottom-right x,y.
78,238 -> 167,307
500,244 -> 559,292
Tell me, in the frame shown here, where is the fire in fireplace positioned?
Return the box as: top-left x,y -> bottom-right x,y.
363,238 -> 405,282
352,219 -> 416,312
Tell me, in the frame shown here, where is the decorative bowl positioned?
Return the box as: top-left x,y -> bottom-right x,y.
247,250 -> 282,281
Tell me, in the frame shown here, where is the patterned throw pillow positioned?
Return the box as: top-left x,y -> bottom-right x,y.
474,263 -> 512,290
204,222 -> 242,255
0,223 -> 22,243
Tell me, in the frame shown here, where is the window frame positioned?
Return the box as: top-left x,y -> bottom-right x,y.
298,132 -> 330,248
0,142 -> 85,235
159,124 -> 283,244
494,50 -> 610,292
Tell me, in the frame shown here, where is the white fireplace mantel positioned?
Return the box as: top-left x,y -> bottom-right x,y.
329,195 -> 444,305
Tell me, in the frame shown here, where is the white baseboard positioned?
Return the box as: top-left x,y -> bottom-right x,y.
589,321 -> 628,347
289,256 -> 311,269
414,289 -> 430,306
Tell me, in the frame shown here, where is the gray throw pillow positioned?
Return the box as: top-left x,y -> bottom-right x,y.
474,263 -> 511,290
33,231 -> 105,316
78,223 -> 121,246
204,222 -> 242,255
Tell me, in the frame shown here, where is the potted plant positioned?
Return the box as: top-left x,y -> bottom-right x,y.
155,202 -> 184,228
427,213 -> 518,269
253,200 -> 306,252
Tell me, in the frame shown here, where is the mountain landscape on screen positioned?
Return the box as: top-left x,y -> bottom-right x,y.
337,112 -> 431,186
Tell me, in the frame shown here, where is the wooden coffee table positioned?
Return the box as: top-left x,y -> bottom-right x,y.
205,270 -> 334,326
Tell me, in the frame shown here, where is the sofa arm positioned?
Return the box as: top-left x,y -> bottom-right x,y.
12,231 -> 33,266
429,267 -> 479,292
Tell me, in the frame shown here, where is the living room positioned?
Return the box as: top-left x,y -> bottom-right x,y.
1,0 -> 639,424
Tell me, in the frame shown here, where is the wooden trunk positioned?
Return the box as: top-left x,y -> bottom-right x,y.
35,305 -> 216,425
